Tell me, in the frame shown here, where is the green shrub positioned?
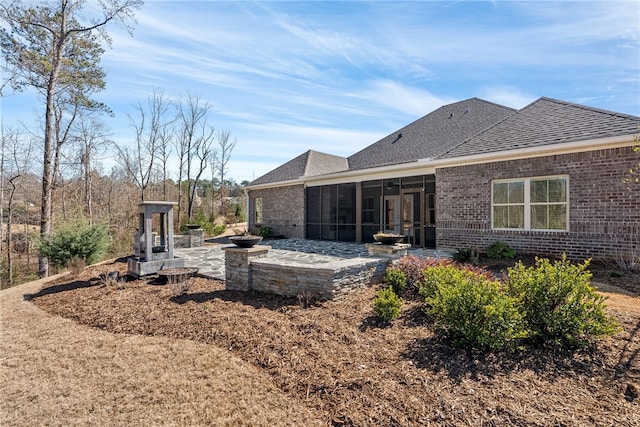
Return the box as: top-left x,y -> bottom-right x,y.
211,223 -> 227,236
419,263 -> 494,299
231,202 -> 246,223
374,286 -> 401,323
453,247 -> 479,264
38,221 -> 109,269
385,268 -> 407,294
258,225 -> 274,238
487,241 -> 516,259
507,256 -> 619,347
424,265 -> 525,350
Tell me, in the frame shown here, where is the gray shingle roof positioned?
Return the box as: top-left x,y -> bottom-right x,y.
441,97 -> 640,159
347,98 -> 515,170
250,150 -> 348,186
249,97 -> 639,186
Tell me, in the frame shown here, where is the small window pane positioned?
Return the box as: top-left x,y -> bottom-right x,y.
494,206 -> 508,228
493,182 -> 508,204
508,181 -> 524,203
548,205 -> 567,230
531,205 -> 547,229
531,205 -> 567,230
531,180 -> 548,203
548,179 -> 567,203
508,205 -> 524,229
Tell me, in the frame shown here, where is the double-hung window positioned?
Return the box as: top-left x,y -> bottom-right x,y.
492,176 -> 568,231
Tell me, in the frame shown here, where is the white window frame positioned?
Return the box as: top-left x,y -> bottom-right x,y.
491,175 -> 569,232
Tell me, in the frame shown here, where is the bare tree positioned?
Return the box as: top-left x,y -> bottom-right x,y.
1,127 -> 36,287
73,113 -> 113,223
215,129 -> 237,215
6,175 -> 21,286
155,108 -> 175,201
175,94 -> 216,223
0,128 -> 7,288
115,92 -> 173,201
0,0 -> 142,277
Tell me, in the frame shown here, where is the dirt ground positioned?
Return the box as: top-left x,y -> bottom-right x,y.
26,258 -> 639,426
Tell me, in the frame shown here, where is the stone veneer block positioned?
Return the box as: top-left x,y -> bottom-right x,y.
222,245 -> 271,291
365,243 -> 411,258
250,257 -> 386,300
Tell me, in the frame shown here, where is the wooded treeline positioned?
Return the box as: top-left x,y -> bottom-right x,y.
0,0 -> 246,288
0,124 -> 247,288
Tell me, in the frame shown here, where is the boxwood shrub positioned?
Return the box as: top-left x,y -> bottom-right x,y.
423,265 -> 525,350
507,256 -> 619,347
374,286 -> 401,324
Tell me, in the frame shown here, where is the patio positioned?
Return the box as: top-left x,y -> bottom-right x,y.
175,238 -> 452,281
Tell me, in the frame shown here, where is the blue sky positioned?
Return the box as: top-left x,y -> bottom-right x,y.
2,0 -> 639,183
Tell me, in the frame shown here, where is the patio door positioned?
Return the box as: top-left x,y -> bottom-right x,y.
402,191 -> 423,246
383,195 -> 401,234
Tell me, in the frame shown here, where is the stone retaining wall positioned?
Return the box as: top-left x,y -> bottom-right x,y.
251,257 -> 386,300
223,246 -> 387,300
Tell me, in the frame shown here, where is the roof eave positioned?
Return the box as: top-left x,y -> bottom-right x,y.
246,134 -> 637,190
426,134 -> 637,168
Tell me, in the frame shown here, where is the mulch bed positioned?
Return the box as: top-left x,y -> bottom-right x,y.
31,258 -> 639,426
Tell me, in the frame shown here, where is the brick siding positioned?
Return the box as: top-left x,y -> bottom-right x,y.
436,146 -> 640,261
247,185 -> 305,238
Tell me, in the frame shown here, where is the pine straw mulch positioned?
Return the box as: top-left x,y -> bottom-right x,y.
31,258 -> 640,427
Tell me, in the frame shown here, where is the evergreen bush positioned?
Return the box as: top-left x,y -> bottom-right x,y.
507,256 -> 619,347
374,286 -> 401,323
385,268 -> 407,294
424,265 -> 525,350
453,247 -> 479,264
188,211 -> 217,235
211,223 -> 227,236
258,226 -> 274,238
487,241 -> 516,259
38,221 -> 109,269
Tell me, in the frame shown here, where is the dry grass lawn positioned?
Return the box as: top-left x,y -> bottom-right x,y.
0,271 -> 322,426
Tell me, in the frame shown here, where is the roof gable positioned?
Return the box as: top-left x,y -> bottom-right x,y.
250,150 -> 347,185
347,98 -> 515,170
442,97 -> 640,159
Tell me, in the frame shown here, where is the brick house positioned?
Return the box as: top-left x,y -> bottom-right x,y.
246,97 -> 640,260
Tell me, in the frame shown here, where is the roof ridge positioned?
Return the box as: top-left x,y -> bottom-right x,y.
348,97 -> 514,165
538,96 -> 640,120
301,150 -> 313,177
434,101 -> 524,160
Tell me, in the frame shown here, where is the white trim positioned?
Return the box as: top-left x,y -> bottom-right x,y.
491,175 -> 570,232
426,135 -> 634,169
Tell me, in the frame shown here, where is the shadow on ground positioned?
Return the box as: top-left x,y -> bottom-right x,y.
403,336 -> 609,382
170,288 -> 298,311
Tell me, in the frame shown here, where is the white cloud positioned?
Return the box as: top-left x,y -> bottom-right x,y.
354,80 -> 456,116
477,87 -> 537,110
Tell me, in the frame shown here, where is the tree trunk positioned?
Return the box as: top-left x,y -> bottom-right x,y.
38,14 -> 67,278
7,176 -> 20,286
39,90 -> 55,278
